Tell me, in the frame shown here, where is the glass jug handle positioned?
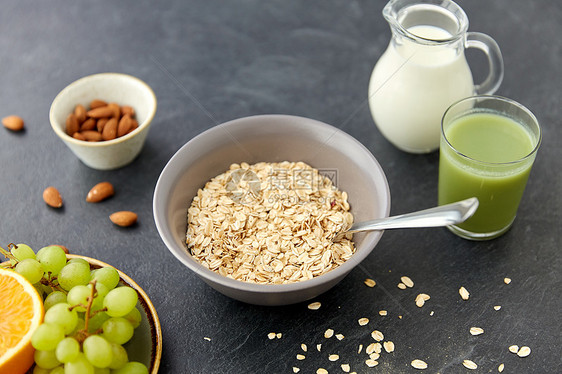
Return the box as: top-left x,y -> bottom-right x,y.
466,32 -> 504,95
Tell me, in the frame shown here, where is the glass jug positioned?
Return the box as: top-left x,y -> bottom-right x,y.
368,0 -> 503,153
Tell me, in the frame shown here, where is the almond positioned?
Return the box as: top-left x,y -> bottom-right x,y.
81,130 -> 103,141
101,118 -> 118,140
110,211 -> 137,227
121,105 -> 135,117
86,182 -> 114,203
74,104 -> 87,123
73,132 -> 86,141
96,118 -> 108,132
65,113 -> 80,135
43,186 -> 63,208
127,118 -> 139,134
107,103 -> 121,118
90,99 -> 107,109
117,114 -> 132,137
2,115 -> 24,131
80,118 -> 96,131
87,106 -> 114,118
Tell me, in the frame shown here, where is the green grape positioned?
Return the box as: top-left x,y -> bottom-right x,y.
67,258 -> 90,267
31,323 -> 65,351
88,311 -> 110,333
108,343 -> 128,370
58,262 -> 91,291
101,317 -> 134,345
124,306 -> 142,329
69,318 -> 85,337
111,361 -> 149,374
93,368 -> 110,374
33,349 -> 61,369
65,352 -> 95,374
103,287 -> 138,317
90,267 -> 120,290
40,283 -> 54,295
10,243 -> 35,264
32,366 -> 50,374
44,291 -> 67,311
50,366 -> 65,374
36,246 -> 67,276
83,335 -> 113,368
67,285 -> 91,312
44,303 -> 78,334
33,283 -> 45,298
55,337 -> 80,363
15,258 -> 44,284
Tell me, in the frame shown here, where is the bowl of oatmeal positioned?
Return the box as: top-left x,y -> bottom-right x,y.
153,115 -> 390,305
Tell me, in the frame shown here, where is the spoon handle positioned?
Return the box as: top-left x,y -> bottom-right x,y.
346,197 -> 479,235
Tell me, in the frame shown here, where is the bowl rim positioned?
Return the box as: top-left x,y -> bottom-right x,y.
153,114 -> 391,296
67,254 -> 162,374
49,72 -> 157,147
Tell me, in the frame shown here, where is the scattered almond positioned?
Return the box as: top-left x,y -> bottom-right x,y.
2,115 -> 24,131
43,186 -> 63,208
86,181 -> 115,203
109,211 -> 137,227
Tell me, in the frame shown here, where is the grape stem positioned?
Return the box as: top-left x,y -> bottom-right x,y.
70,279 -> 107,344
0,243 -> 18,265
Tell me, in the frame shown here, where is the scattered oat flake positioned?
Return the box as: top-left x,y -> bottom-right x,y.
329,354 -> 339,361
397,282 -> 407,290
494,305 -> 502,311
358,317 -> 369,326
401,276 -> 414,287
357,344 -> 363,354
317,344 -> 322,352
292,367 -> 300,373
517,346 -> 531,357
459,286 -> 470,300
336,333 -> 345,340
415,293 -> 430,307
317,369 -> 328,374
366,343 -> 376,355
276,333 -> 282,339
371,330 -> 384,341
398,315 -> 403,319
430,311 -> 434,316
301,343 -> 307,352
296,354 -> 306,360
504,277 -> 512,284
267,332 -> 276,340
498,363 -> 505,372
203,337 -> 211,341
341,363 -> 351,372
365,359 -> 379,367
411,359 -> 428,369
379,310 -> 388,316
373,343 -> 382,353
369,352 -> 380,361
463,359 -> 478,369
324,329 -> 334,338
508,345 -> 519,353
384,341 -> 395,353
308,301 -> 322,310
364,278 -> 376,287
470,327 -> 484,336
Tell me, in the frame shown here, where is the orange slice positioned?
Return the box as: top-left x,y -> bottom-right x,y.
0,268 -> 44,374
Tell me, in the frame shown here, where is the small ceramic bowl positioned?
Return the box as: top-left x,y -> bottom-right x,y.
153,114 -> 391,306
49,73 -> 157,170
67,255 -> 162,373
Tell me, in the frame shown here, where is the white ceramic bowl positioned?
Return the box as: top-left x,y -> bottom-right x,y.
49,73 -> 157,170
153,115 -> 391,306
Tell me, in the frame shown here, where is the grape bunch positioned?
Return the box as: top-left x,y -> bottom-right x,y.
1,243 -> 149,374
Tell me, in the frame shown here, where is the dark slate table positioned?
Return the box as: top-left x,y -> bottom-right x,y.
1,1 -> 560,373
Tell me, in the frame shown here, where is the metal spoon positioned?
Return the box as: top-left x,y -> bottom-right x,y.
333,197 -> 479,241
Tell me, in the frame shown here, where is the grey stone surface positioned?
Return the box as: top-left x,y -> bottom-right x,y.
0,0 -> 560,372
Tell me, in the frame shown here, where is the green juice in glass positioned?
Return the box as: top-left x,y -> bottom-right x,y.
438,111 -> 537,237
